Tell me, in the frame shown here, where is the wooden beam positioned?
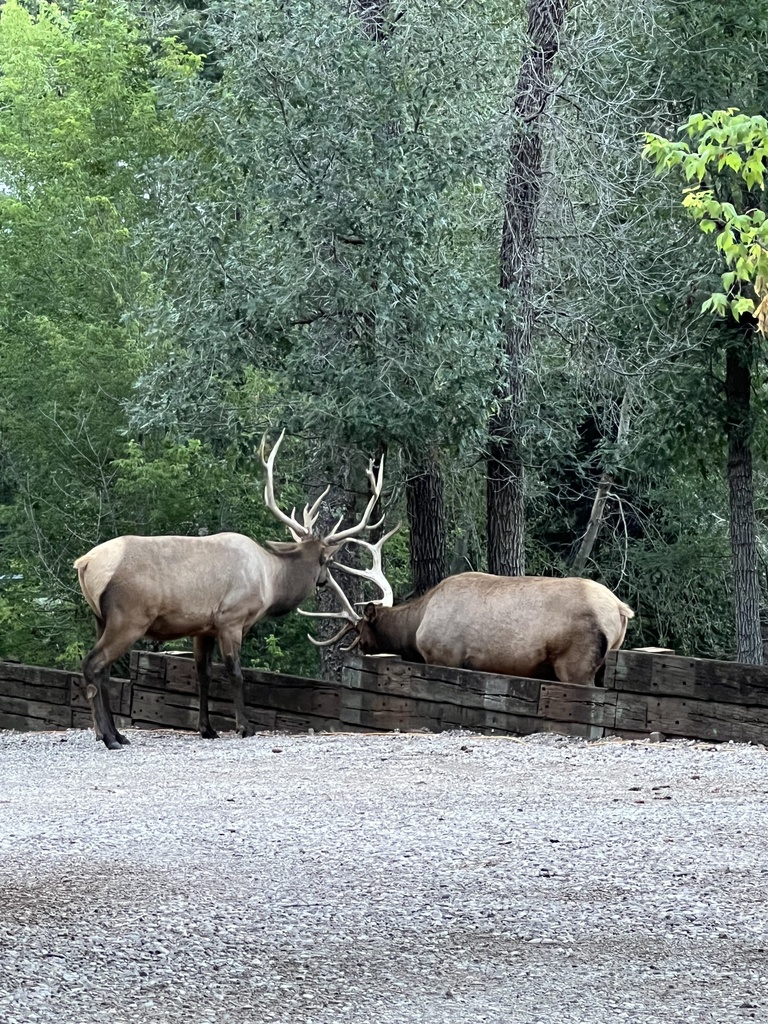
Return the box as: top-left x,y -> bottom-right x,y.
538,683 -> 609,727
613,650 -> 768,707
0,677 -> 69,705
646,694 -> 768,744
344,655 -> 543,716
0,694 -> 72,728
131,653 -> 339,717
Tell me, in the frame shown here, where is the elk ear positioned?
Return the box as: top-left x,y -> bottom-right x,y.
264,540 -> 303,555
321,542 -> 345,563
363,602 -> 378,622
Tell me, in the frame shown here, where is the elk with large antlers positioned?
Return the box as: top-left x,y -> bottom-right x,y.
74,433 -> 384,749
303,535 -> 634,685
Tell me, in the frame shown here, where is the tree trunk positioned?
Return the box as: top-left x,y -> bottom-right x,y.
351,0 -> 388,41
572,392 -> 631,573
405,456 -> 446,595
724,342 -> 763,664
486,0 -> 569,577
308,470 -> 363,683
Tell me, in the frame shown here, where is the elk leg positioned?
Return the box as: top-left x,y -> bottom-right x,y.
82,644 -> 132,750
194,635 -> 217,740
551,629 -> 609,686
82,596 -> 147,748
218,632 -> 254,738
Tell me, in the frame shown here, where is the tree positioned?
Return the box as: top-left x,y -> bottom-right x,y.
132,1 -> 515,570
643,110 -> 768,663
486,0 -> 569,577
0,0 -> 198,664
346,0 -> 449,596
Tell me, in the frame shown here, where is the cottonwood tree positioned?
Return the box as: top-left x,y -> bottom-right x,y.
487,0 -> 569,577
493,0 -> 768,663
0,0 -> 197,663
132,1 -> 514,577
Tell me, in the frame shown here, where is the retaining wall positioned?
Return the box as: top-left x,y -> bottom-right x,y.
2,647 -> 768,744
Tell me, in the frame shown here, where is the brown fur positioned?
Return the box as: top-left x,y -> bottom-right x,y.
357,573 -> 634,684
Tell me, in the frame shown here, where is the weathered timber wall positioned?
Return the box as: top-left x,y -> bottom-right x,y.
129,652 -> 350,734
341,650 -> 768,744
3,648 -> 768,744
0,661 -> 131,734
604,649 -> 768,743
0,652 -> 354,736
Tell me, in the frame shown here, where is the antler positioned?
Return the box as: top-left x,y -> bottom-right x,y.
260,430 -> 330,540
260,433 -> 385,545
329,523 -> 399,607
297,524 -> 398,647
322,454 -> 386,544
297,572 -> 360,647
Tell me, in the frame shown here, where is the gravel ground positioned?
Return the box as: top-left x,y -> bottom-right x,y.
1,727 -> 767,1024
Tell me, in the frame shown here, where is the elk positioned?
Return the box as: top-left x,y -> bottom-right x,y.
75,433 -> 385,749
302,534 -> 634,684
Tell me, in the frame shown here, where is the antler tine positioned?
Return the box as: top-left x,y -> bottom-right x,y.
323,453 -> 385,544
302,484 -> 331,533
297,608 -> 352,619
324,569 -> 361,620
259,430 -> 309,539
331,523 -> 399,607
305,622 -> 356,648
339,633 -> 362,653
295,569 -> 360,624
298,568 -> 361,647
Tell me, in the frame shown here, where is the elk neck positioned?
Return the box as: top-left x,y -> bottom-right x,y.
371,592 -> 431,661
263,543 -> 324,618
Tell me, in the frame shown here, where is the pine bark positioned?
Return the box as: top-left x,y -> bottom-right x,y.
405,456 -> 446,595
487,0 -> 569,576
724,343 -> 763,664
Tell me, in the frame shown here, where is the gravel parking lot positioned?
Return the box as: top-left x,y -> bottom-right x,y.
1,727 -> 767,1024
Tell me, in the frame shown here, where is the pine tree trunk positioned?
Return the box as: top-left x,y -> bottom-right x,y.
405,456 -> 446,595
724,343 -> 763,664
487,419 -> 526,575
487,0 -> 568,577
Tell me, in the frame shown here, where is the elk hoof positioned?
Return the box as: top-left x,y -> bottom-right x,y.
116,732 -> 131,745
103,736 -> 125,751
199,726 -> 219,740
238,723 -> 256,739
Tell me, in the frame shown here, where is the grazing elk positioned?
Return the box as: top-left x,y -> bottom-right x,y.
302,533 -> 634,684
75,433 -> 385,749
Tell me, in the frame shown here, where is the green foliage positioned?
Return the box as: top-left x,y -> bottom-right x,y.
0,0 -> 206,667
0,571 -> 90,668
3,0 -> 768,677
643,110 -> 768,328
654,0 -> 768,117
132,0 -> 517,459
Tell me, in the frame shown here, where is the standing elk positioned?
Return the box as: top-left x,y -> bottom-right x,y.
301,533 -> 634,684
75,432 -> 385,749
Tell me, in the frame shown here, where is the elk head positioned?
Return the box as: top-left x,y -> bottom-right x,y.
297,525 -> 399,648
